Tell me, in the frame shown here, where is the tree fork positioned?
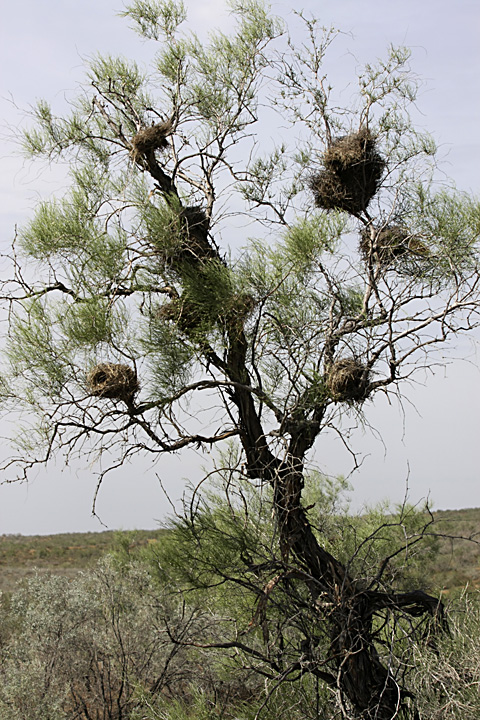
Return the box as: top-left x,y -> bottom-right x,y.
222,316 -> 421,718
165,215 -> 444,718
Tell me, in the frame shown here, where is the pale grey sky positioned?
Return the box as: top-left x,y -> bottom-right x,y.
0,0 -> 479,535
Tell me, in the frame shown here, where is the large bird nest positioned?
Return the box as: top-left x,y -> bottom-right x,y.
359,225 -> 428,265
86,363 -> 139,402
176,206 -> 217,264
157,291 -> 256,337
156,299 -> 202,333
223,292 -> 257,336
157,206 -> 216,267
326,358 -> 370,403
180,206 -> 210,238
310,128 -> 385,216
227,292 -> 256,320
130,120 -> 173,161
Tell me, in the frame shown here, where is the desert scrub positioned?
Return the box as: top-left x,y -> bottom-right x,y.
408,592 -> 480,719
0,556 -> 230,719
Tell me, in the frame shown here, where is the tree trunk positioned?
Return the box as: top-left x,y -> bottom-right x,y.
225,323 -> 434,719
273,463 -> 418,720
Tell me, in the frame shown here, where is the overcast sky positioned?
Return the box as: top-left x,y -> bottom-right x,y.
1,0 -> 479,535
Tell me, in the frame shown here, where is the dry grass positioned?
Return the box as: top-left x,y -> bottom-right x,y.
2,510 -> 480,596
0,530 -> 165,593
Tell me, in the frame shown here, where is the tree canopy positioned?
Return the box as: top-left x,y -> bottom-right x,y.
1,1 -> 480,718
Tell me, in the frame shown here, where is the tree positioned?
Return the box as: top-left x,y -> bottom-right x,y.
1,1 -> 480,717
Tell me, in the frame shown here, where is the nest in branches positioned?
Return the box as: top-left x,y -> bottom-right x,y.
228,293 -> 256,320
176,206 -> 219,264
153,206 -> 218,274
130,121 -> 172,161
156,299 -> 203,333
224,293 -> 256,335
180,206 -> 210,238
359,225 -> 429,265
326,358 -> 370,403
310,128 -> 385,215
86,363 -> 139,402
157,292 -> 256,336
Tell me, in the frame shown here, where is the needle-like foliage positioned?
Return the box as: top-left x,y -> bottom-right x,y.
1,2 -> 480,717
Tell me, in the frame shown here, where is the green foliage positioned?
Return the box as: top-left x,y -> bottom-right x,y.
122,0 -> 187,41
282,212 -> 346,272
60,296 -> 122,347
0,530 -> 168,594
1,502 -> 480,720
0,552 -> 291,720
3,4 -> 480,715
23,99 -> 110,164
155,483 -> 272,595
140,194 -> 185,259
129,673 -> 331,720
6,299 -> 72,398
21,195 -> 99,259
0,556 -> 218,720
409,186 -> 480,275
23,99 -> 89,160
300,473 -> 438,588
20,164 -> 127,288
142,311 -> 195,396
156,38 -> 189,82
6,0 -> 480,471
129,691 -> 218,720
148,468 -> 438,626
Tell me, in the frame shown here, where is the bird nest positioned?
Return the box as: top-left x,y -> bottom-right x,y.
157,206 -> 215,269
157,290 -> 256,336
86,363 -> 139,402
130,121 -> 172,161
174,206 -> 221,265
228,293 -> 256,320
156,299 -> 203,333
223,293 -> 257,335
310,128 -> 385,216
326,358 -> 370,403
180,206 -> 209,238
359,225 -> 428,265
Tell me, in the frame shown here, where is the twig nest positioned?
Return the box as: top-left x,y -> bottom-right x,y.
175,206 -> 217,264
87,363 -> 139,402
224,293 -> 256,333
326,358 -> 370,403
360,225 -> 429,265
156,206 -> 215,268
156,299 -> 202,333
180,206 -> 210,238
310,128 -> 385,215
229,292 -> 256,319
130,121 -> 172,161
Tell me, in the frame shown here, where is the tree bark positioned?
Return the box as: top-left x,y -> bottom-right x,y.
272,462 -> 428,720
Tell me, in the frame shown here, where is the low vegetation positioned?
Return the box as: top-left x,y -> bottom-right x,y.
0,496 -> 480,719
0,530 -> 165,593
429,509 -> 480,591
2,509 -> 479,595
